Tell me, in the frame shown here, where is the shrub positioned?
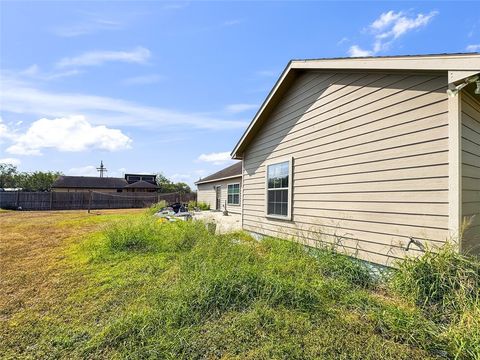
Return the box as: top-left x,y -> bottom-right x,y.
188,200 -> 210,211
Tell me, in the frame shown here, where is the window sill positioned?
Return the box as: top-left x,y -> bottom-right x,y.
266,214 -> 292,221
227,203 -> 241,206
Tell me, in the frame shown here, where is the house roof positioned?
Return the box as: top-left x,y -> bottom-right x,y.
231,53 -> 480,159
195,162 -> 242,185
52,176 -> 128,189
124,180 -> 158,189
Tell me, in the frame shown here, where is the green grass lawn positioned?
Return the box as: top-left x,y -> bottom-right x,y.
0,209 -> 478,359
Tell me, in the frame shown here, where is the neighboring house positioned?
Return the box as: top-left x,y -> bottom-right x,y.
52,174 -> 158,193
124,180 -> 157,193
124,174 -> 158,193
195,162 -> 242,214
230,53 -> 480,266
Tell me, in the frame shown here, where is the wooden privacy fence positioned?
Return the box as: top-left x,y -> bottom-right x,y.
0,191 -> 197,211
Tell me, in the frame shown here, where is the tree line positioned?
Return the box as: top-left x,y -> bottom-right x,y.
0,163 -> 61,192
0,163 -> 192,193
155,173 -> 192,194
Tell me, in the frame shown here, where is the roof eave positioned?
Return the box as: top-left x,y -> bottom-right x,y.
231,53 -> 480,159
231,60 -> 296,159
291,53 -> 480,71
195,174 -> 242,185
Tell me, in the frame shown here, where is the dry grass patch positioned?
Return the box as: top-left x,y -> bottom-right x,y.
0,209 -> 143,320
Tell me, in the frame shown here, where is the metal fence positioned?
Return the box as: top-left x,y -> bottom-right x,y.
0,191 -> 196,211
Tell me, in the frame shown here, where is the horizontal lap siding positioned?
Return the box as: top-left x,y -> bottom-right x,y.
461,93 -> 480,255
242,71 -> 449,266
197,178 -> 242,214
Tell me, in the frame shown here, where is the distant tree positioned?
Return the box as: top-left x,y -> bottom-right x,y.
0,163 -> 18,188
156,173 -> 191,194
0,163 -> 61,191
174,182 -> 191,194
17,171 -> 62,192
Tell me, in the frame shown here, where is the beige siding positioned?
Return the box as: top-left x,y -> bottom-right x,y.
242,71 -> 450,266
461,92 -> 480,255
197,177 -> 242,214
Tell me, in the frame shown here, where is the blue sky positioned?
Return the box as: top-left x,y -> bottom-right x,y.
1,1 -> 479,187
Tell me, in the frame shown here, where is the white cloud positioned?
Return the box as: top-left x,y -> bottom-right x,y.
370,11 -> 403,31
67,165 -> 127,177
170,173 -> 192,181
111,167 -> 127,177
0,118 -> 9,139
348,45 -> 373,57
163,2 -> 189,10
348,10 -> 438,57
123,74 -> 163,85
67,165 -> 98,176
383,11 -> 437,40
466,44 -> 480,52
0,74 -> 247,131
0,117 -> 17,142
56,47 -> 151,68
20,64 -> 81,81
0,158 -> 21,166
21,64 -> 40,77
225,103 -> 258,113
223,19 -> 242,26
6,115 -> 132,156
52,16 -> 123,37
197,151 -> 233,165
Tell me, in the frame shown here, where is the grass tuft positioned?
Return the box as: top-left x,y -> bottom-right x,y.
103,216 -> 208,253
391,243 -> 480,359
145,200 -> 168,216
391,243 -> 479,318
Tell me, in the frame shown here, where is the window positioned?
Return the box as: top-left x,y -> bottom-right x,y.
141,176 -> 154,182
266,159 -> 291,218
227,183 -> 240,205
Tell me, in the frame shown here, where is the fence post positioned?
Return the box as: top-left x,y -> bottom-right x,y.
15,190 -> 20,209
49,191 -> 53,210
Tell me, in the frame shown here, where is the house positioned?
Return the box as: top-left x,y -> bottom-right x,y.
52,173 -> 158,193
230,53 -> 480,266
195,162 -> 242,213
124,174 -> 158,193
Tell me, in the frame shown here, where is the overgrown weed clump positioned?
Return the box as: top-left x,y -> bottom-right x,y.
390,243 -> 480,359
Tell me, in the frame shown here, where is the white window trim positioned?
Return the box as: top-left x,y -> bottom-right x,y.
264,157 -> 293,221
227,182 -> 241,206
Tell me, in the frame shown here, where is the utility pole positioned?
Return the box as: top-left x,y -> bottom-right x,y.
96,160 -> 108,178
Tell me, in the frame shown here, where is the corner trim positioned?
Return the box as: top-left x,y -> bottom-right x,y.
448,90 -> 462,250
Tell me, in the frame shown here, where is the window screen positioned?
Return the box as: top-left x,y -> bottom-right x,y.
227,183 -> 240,205
267,161 -> 289,217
